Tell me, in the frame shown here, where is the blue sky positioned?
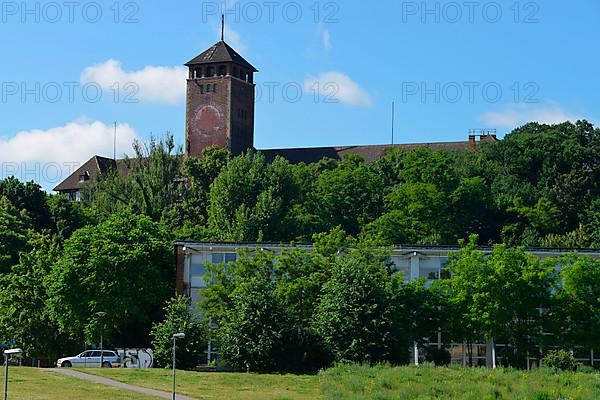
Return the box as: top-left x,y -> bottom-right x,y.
0,0 -> 598,190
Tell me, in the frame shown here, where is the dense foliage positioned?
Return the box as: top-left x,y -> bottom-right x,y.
0,121 -> 599,369
79,122 -> 600,247
47,211 -> 173,347
201,232 -> 425,371
543,350 -> 581,372
150,296 -> 207,369
201,229 -> 600,371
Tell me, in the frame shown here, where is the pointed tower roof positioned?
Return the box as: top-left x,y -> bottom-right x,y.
185,41 -> 258,72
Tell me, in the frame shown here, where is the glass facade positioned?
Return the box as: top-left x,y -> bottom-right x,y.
178,243 -> 600,368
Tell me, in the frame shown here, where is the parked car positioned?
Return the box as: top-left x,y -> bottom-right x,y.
57,350 -> 121,368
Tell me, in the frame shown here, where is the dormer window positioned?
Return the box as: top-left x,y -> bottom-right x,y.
219,65 -> 227,76
78,171 -> 90,183
206,66 -> 215,76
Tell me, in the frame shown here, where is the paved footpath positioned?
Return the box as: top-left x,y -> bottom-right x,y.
48,368 -> 198,400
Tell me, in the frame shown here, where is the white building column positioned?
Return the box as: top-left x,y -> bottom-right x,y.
486,339 -> 497,369
410,253 -> 420,281
413,342 -> 419,365
410,253 -> 420,365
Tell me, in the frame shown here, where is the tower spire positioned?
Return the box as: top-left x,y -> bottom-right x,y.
221,14 -> 225,41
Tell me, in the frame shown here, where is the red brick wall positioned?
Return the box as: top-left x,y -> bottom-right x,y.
230,77 -> 256,155
186,75 -> 230,158
185,65 -> 256,158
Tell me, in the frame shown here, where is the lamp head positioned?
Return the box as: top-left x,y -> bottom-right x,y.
173,333 -> 186,339
95,312 -> 107,318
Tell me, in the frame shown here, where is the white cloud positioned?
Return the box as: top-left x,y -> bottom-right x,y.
480,105 -> 586,128
81,60 -> 187,104
0,119 -> 137,164
304,72 -> 372,108
323,30 -> 331,51
0,119 -> 138,190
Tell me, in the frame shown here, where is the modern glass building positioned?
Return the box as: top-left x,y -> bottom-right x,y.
175,241 -> 600,368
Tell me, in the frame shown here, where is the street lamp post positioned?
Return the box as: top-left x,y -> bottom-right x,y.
95,312 -> 107,368
172,333 -> 185,400
4,348 -> 22,400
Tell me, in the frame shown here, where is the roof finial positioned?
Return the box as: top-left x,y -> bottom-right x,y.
221,14 -> 225,41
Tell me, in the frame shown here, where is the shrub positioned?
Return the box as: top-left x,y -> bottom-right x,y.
150,296 -> 207,369
312,249 -> 397,364
578,365 -> 596,374
543,350 -> 579,372
425,347 -> 451,366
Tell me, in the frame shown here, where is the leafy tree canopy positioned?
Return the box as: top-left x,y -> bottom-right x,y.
47,211 -> 173,347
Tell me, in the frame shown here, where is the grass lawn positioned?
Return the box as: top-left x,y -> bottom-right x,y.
8,364 -> 599,399
82,368 -> 322,399
321,363 -> 600,400
1,367 -> 155,399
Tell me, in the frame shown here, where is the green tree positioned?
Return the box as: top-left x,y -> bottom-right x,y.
214,251 -> 288,372
503,197 -> 561,245
84,134 -> 184,222
47,211 -> 173,347
0,177 -> 50,231
450,177 -> 498,243
273,246 -> 331,370
150,296 -> 207,369
47,195 -> 93,240
311,245 -> 399,364
307,155 -> 383,236
208,152 -> 300,241
364,148 -> 497,245
398,147 -> 458,191
0,197 -> 34,273
369,148 -> 406,191
167,146 -> 230,238
474,121 -> 600,243
547,255 -> 600,350
444,236 -> 556,366
365,182 -> 447,245
0,236 -> 75,359
202,228 -> 362,371
396,280 -> 449,362
584,199 -> 600,247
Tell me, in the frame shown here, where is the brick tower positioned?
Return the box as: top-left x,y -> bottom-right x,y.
184,33 -> 257,157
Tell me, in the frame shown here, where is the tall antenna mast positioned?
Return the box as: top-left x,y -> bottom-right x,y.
391,101 -> 395,145
221,14 -> 225,41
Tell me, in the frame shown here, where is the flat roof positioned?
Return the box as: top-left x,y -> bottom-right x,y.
175,241 -> 600,257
